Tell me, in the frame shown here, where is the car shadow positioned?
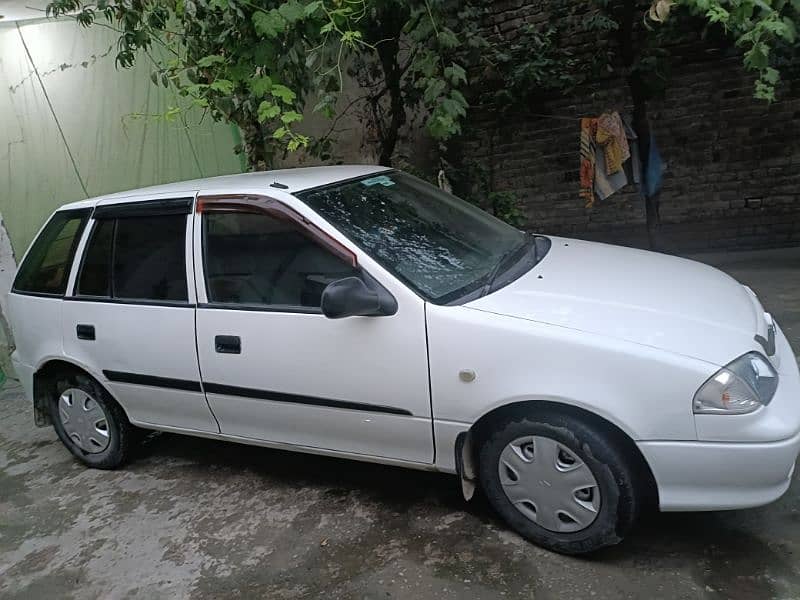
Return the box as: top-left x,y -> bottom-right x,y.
134,430 -> 476,515
133,431 -> 800,599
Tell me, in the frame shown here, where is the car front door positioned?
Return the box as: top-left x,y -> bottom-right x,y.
193,194 -> 433,464
62,195 -> 219,433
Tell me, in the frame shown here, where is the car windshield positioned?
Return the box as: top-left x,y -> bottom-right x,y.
296,171 -> 529,304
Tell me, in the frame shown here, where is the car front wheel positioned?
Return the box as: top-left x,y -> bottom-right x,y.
478,411 -> 640,554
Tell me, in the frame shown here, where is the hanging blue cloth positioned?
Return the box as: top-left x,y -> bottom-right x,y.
644,132 -> 663,198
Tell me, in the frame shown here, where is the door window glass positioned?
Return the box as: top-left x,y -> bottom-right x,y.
76,214 -> 188,302
13,209 -> 89,295
203,211 -> 358,308
77,219 -> 113,297
114,216 -> 188,301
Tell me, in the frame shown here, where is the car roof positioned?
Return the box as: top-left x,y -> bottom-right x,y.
58,165 -> 390,210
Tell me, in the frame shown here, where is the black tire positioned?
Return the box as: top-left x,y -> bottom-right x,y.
478,411 -> 640,555
50,373 -> 135,469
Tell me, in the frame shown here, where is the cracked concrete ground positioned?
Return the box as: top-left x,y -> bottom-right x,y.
1,247 -> 799,600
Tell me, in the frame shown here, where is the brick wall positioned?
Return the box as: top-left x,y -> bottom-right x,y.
464,1 -> 800,252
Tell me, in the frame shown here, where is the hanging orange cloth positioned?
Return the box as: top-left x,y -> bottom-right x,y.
579,117 -> 597,207
595,111 -> 630,175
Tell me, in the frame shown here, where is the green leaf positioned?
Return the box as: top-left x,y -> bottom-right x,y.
412,53 -> 437,78
249,75 -> 273,97
253,9 -> 285,38
286,135 -> 310,151
304,0 -> 322,17
443,63 -> 467,85
312,93 -> 336,118
184,83 -> 207,96
208,0 -> 228,9
744,42 -> 770,70
228,65 -> 251,84
450,89 -> 467,106
257,101 -> 281,122
270,83 -> 297,104
280,110 -> 303,124
209,79 -> 234,94
341,30 -> 363,47
423,79 -> 447,104
272,126 -> 288,140
754,79 -> 776,102
164,106 -> 182,122
278,0 -> 305,24
427,112 -> 456,139
752,0 -> 773,12
440,92 -> 467,120
196,54 -> 225,68
437,28 -> 459,49
763,66 -> 780,84
706,6 -> 730,25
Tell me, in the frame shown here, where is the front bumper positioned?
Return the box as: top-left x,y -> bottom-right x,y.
640,322 -> 800,512
638,431 -> 800,511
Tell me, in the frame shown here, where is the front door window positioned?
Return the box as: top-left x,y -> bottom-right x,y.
202,211 -> 359,310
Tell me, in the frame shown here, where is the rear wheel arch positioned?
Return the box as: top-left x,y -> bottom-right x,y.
458,400 -> 659,510
33,359 -> 126,426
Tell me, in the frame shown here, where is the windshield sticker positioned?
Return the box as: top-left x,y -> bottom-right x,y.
361,175 -> 395,187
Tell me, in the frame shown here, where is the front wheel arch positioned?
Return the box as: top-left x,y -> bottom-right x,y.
459,400 -> 659,511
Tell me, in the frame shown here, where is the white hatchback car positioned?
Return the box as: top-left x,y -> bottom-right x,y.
8,166 -> 800,554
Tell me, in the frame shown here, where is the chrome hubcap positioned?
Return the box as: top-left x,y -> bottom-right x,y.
58,388 -> 110,453
499,435 -> 600,533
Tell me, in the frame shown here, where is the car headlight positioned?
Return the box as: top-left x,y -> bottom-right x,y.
693,352 -> 779,415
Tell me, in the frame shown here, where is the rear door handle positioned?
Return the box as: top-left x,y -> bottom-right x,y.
76,324 -> 95,340
215,335 -> 241,354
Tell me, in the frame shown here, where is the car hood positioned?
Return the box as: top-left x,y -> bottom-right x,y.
465,237 -> 768,366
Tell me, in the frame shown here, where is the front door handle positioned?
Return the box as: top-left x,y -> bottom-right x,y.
215,335 -> 241,354
76,324 -> 95,340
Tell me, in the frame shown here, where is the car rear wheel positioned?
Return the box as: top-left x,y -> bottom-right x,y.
50,374 -> 134,469
478,411 -> 640,554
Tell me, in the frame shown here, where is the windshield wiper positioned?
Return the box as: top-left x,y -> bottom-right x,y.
480,234 -> 535,297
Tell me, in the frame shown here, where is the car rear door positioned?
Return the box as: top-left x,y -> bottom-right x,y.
192,193 -> 433,463
61,195 -> 219,433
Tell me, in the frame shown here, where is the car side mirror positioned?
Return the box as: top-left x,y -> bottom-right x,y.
321,276 -> 397,319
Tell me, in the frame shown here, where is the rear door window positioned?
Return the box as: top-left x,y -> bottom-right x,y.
114,216 -> 188,301
77,214 -> 188,302
77,219 -> 113,297
13,209 -> 90,296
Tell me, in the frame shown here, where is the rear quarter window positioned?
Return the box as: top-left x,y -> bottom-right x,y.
13,209 -> 90,296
